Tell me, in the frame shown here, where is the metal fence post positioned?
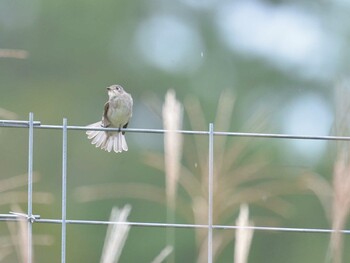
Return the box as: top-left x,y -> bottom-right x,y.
27,112 -> 34,263
61,118 -> 68,263
208,123 -> 214,263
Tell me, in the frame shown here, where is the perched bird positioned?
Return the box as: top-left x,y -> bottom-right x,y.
86,85 -> 133,153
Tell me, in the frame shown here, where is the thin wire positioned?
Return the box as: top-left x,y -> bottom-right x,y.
41,125 -> 209,135
0,215 -> 349,233
61,118 -> 68,263
214,131 -> 350,141
27,113 -> 34,263
2,120 -> 350,141
0,120 -> 41,127
8,212 -> 40,220
0,217 -> 346,235
208,123 -> 214,263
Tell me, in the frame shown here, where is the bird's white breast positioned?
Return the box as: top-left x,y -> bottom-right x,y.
107,96 -> 132,128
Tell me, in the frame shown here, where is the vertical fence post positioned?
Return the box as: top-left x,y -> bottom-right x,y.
61,118 -> 68,263
208,123 -> 214,263
27,112 -> 34,263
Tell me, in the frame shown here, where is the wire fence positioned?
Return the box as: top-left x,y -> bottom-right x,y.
1,112 -> 350,263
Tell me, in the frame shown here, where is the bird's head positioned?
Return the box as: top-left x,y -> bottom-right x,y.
107,85 -> 124,99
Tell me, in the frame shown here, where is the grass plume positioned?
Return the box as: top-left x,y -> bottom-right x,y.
100,205 -> 131,263
328,149 -> 350,263
234,204 -> 254,263
162,89 -> 183,210
306,83 -> 350,263
162,90 -> 183,262
326,83 -> 350,263
151,246 -> 173,263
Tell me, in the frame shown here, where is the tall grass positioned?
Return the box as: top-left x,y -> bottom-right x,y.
162,90 -> 183,262
76,90 -> 308,262
326,84 -> 350,263
0,108 -> 17,120
304,84 -> 350,263
99,205 -> 173,263
328,149 -> 350,263
100,205 -> 131,263
234,204 -> 254,263
0,174 -> 53,262
0,108 -> 53,262
163,89 -> 183,212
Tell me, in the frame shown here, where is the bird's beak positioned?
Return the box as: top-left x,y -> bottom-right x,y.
107,87 -> 111,91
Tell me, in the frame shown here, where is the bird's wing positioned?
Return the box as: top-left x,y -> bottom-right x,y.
102,101 -> 111,127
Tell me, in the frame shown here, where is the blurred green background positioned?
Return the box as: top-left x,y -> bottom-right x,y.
1,0 -> 350,262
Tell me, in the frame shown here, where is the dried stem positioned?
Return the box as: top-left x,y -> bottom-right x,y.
100,205 -> 131,263
234,204 -> 254,263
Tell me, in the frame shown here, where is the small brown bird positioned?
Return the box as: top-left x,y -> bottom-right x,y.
86,85 -> 133,153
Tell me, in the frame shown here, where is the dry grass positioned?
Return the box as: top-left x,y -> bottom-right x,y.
0,108 -> 54,262
304,83 -> 350,263
0,173 -> 54,262
99,205 -> 173,263
0,173 -> 53,206
170,90 -> 304,261
0,49 -> 29,59
234,204 -> 254,263
162,90 -> 183,262
0,108 -> 18,120
100,205 -> 131,263
2,205 -> 53,263
151,246 -> 173,263
162,89 -> 183,211
324,83 -> 350,263
76,90 -> 308,262
328,149 -> 350,263
6,205 -> 29,263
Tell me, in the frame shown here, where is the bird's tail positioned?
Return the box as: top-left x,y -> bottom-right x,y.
86,122 -> 128,153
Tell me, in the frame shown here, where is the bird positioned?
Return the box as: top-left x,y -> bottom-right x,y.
86,85 -> 133,153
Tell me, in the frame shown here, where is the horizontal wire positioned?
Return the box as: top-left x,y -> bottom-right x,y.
0,214 -> 41,220
1,119 -> 350,140
1,215 -> 349,234
214,131 -> 350,141
0,120 -> 41,127
41,125 -> 208,135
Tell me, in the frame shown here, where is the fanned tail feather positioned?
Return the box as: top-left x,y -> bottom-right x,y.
86,122 -> 128,153
113,132 -> 128,153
